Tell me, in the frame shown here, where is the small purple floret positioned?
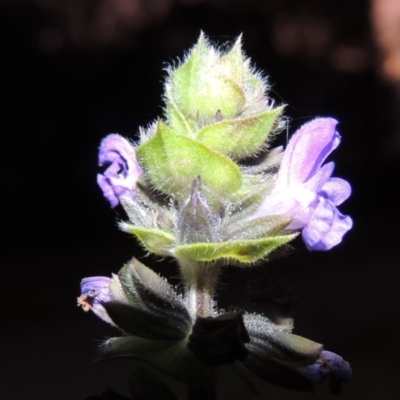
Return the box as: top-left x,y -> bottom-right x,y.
97,134 -> 142,207
79,276 -> 115,325
258,118 -> 352,251
297,350 -> 352,393
80,276 -> 112,304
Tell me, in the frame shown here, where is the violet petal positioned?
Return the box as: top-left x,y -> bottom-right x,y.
257,117 -> 352,251
97,134 -> 142,207
303,162 -> 335,195
80,276 -> 112,303
79,276 -> 115,325
320,177 -> 352,206
277,118 -> 340,188
302,197 -> 353,251
297,350 -> 352,393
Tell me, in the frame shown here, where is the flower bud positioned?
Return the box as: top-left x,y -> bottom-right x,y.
178,177 -> 217,244
97,134 -> 142,208
78,276 -> 115,325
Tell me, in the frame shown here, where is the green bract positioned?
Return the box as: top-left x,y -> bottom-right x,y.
167,33 -> 246,122
196,107 -> 283,160
137,121 -> 242,201
174,234 -> 297,265
136,31 -> 285,205
121,225 -> 176,257
133,32 -> 291,267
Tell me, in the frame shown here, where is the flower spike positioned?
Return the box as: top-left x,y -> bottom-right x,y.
82,33 -> 353,398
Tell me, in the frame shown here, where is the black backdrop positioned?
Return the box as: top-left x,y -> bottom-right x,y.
2,1 -> 399,399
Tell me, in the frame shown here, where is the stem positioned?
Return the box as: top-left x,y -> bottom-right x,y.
187,273 -> 213,318
179,260 -> 221,399
179,260 -> 221,319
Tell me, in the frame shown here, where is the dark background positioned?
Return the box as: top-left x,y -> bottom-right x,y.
2,0 -> 399,399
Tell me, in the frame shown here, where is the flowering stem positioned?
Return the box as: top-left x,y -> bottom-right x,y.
187,276 -> 213,318
179,260 -> 221,319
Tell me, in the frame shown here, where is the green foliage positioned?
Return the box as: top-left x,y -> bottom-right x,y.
196,107 -> 283,160
167,33 -> 246,122
121,225 -> 176,257
175,234 -> 297,265
137,121 -> 242,201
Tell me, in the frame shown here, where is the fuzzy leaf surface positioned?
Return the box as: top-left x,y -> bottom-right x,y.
137,122 -> 242,200
169,32 -> 209,119
121,225 -> 176,257
103,302 -> 188,341
164,96 -> 193,137
244,313 -> 322,367
117,259 -> 191,333
109,274 -> 130,304
174,234 -> 297,264
170,34 -> 245,120
249,334 -> 322,368
196,107 -> 283,159
118,264 -> 143,308
127,259 -> 192,332
224,215 -> 292,241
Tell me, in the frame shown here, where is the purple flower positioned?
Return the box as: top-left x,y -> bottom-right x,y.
97,134 -> 142,207
257,118 -> 352,251
297,350 -> 352,394
78,276 -> 115,325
